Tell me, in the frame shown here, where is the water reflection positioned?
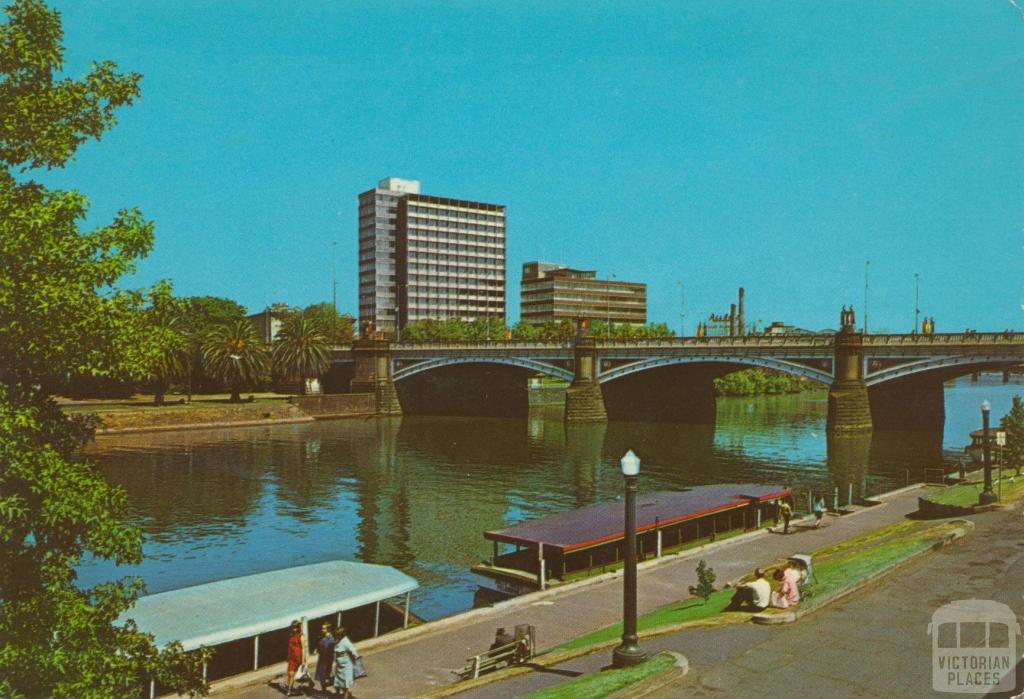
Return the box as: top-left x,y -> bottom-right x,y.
77,377 -> 1024,620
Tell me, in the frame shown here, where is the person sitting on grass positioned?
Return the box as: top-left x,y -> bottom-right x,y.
726,568 -> 771,612
770,567 -> 801,609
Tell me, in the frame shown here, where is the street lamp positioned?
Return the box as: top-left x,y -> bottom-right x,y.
677,281 -> 686,337
612,449 -> 647,668
606,274 -> 617,339
863,260 -> 870,336
913,273 -> 920,336
979,400 -> 997,505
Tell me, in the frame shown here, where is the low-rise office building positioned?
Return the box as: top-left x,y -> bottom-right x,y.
519,262 -> 646,327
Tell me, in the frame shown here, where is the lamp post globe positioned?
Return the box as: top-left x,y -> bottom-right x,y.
612,449 -> 647,668
980,400 -> 997,505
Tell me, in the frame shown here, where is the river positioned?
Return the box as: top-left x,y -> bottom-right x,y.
77,375 -> 1022,621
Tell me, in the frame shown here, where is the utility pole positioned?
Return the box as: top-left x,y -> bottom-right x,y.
331,241 -> 338,341
863,260 -> 870,335
677,281 -> 685,336
914,272 -> 920,335
606,274 -> 617,339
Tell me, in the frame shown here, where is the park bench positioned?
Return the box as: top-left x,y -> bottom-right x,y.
454,624 -> 535,679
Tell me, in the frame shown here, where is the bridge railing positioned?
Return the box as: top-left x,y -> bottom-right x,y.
594,334 -> 834,348
392,341 -> 574,350
863,333 -> 1024,345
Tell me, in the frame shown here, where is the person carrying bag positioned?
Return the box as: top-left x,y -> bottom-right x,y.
332,625 -> 363,698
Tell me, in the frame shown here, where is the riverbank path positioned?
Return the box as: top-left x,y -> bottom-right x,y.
470,498 -> 1024,699
218,486 -> 927,699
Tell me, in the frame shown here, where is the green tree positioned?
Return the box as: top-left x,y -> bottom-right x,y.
1000,395 -> 1024,476
178,296 -> 247,397
693,559 -> 716,603
303,302 -> 355,345
0,1 -> 209,695
202,320 -> 270,402
144,286 -> 188,405
272,315 -> 331,393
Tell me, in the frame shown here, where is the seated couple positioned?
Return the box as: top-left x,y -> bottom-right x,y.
726,565 -> 800,612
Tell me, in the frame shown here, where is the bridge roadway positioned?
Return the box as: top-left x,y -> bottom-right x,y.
329,332 -> 1024,430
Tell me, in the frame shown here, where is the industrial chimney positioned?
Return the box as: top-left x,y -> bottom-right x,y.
738,287 -> 745,336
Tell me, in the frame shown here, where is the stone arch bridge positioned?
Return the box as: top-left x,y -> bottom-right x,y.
331,328 -> 1024,432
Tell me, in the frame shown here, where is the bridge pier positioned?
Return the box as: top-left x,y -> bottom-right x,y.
827,317 -> 872,433
565,337 -> 607,422
350,339 -> 402,416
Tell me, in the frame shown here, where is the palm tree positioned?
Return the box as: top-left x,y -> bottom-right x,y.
272,315 -> 330,394
146,296 -> 187,405
201,320 -> 270,402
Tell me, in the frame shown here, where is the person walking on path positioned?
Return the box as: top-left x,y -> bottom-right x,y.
778,500 -> 793,534
332,625 -> 360,698
813,496 -> 826,528
315,622 -> 337,695
285,620 -> 307,697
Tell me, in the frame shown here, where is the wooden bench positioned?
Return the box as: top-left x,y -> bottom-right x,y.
454,624 -> 536,680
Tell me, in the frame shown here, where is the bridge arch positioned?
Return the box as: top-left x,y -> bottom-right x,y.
597,355 -> 833,385
866,355 -> 1024,387
392,356 -> 574,383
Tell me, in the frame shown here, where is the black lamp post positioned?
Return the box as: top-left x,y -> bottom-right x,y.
612,449 -> 647,668
980,400 -> 997,505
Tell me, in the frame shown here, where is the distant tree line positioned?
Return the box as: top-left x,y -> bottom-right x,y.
398,319 -> 674,342
67,296 -> 355,402
713,369 -> 826,396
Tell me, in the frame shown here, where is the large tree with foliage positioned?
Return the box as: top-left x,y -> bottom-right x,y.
176,296 -> 247,397
0,1 -> 208,696
1000,395 -> 1024,476
143,285 -> 188,405
201,320 -> 270,402
272,315 -> 331,392
303,302 -> 355,345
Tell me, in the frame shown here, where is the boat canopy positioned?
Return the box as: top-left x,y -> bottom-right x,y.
121,560 -> 418,651
486,483 -> 791,554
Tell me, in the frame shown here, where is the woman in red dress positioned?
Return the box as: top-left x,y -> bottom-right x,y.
285,620 -> 306,696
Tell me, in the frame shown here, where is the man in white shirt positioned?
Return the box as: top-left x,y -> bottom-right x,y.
726,568 -> 771,611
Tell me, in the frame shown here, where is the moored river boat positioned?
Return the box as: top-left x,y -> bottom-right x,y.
473,483 -> 792,597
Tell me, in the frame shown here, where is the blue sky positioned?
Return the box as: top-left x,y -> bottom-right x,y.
40,1 -> 1024,332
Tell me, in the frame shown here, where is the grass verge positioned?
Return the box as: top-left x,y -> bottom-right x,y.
550,518 -> 965,653
925,477 -> 1024,507
521,652 -> 677,699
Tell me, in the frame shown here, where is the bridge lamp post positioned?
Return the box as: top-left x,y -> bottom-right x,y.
612,449 -> 648,669
606,274 -> 617,339
980,400 -> 997,505
913,273 -> 920,335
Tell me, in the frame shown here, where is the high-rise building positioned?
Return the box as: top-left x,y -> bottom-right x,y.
358,178 -> 506,336
519,262 -> 646,327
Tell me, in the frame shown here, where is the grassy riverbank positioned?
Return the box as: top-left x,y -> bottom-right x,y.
60,393 -> 308,432
924,475 -> 1024,507
549,517 -> 966,653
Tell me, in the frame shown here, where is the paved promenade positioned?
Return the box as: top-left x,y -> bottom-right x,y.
219,486 -> 926,699
464,498 -> 1024,699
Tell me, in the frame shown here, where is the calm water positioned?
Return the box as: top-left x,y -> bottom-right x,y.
78,375 -> 1022,621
